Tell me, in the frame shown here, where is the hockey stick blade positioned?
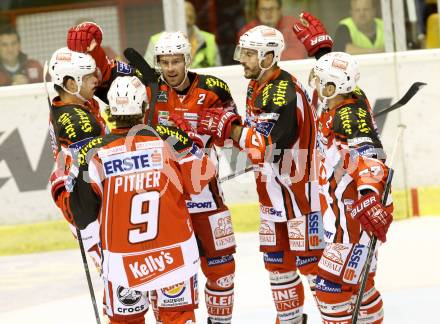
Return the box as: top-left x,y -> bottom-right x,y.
219,165 -> 253,183
123,47 -> 158,85
374,82 -> 426,117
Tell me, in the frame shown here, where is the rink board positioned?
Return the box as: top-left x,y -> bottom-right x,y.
0,49 -> 439,224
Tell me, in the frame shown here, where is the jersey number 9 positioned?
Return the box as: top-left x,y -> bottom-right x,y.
129,191 -> 159,243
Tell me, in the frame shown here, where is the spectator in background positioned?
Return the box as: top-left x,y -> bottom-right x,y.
237,0 -> 307,61
0,25 -> 43,86
334,0 -> 385,54
145,1 -> 222,68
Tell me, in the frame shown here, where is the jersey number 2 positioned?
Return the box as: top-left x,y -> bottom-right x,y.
197,93 -> 206,105
129,191 -> 159,243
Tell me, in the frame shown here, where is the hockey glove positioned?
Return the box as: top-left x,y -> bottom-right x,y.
169,113 -> 204,149
198,108 -> 241,142
67,22 -> 103,53
351,193 -> 393,242
292,12 -> 333,57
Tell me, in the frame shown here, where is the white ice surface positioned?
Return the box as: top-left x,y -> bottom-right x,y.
0,216 -> 438,323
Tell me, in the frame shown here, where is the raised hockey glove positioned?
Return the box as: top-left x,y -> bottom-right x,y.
169,113 -> 204,149
292,12 -> 333,57
67,22 -> 103,53
197,108 -> 240,142
351,193 -> 393,242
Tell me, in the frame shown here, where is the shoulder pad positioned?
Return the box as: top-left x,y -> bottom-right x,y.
261,73 -> 294,109
154,125 -> 193,152
77,135 -> 117,166
199,74 -> 233,103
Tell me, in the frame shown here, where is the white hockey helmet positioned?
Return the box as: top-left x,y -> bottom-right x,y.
234,25 -> 285,67
48,47 -> 96,89
154,31 -> 192,70
107,76 -> 147,115
313,52 -> 360,99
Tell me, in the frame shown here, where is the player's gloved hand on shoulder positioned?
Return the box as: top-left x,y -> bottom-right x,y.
168,113 -> 204,149
351,193 -> 393,242
197,108 -> 241,142
292,12 -> 333,57
67,22 -> 103,53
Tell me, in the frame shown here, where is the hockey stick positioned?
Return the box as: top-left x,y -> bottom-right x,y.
123,47 -> 158,126
44,61 -> 102,324
373,82 -> 426,117
351,123 -> 407,323
218,81 -> 426,183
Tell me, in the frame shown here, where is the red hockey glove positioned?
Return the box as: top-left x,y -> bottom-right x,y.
292,12 -> 333,57
169,113 -> 204,149
197,108 -> 240,142
351,193 -> 393,242
49,166 -> 69,203
67,22 -> 103,53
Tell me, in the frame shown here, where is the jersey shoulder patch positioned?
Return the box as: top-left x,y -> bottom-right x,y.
198,74 -> 233,103
258,70 -> 295,111
334,102 -> 373,138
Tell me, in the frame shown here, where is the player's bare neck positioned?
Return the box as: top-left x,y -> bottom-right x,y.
327,96 -> 346,110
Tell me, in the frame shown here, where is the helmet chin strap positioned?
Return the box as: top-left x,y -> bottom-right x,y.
253,56 -> 276,81
62,82 -> 88,103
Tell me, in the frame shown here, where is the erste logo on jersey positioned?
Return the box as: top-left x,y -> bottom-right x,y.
123,246 -> 185,287
101,148 -> 163,178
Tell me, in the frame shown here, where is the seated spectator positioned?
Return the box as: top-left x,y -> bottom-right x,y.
237,0 -> 307,61
334,0 -> 385,54
145,1 -> 221,68
0,25 -> 43,86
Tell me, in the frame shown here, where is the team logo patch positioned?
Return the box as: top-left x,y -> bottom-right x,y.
259,219 -> 276,246
157,91 -> 168,103
255,121 -> 275,137
117,61 -> 133,75
161,282 -> 186,298
209,212 -> 235,250
117,286 -> 142,306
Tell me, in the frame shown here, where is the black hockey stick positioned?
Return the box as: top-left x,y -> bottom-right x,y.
218,81 -> 426,183
373,82 -> 426,117
350,169 -> 394,324
123,47 -> 158,126
76,228 -> 102,324
43,62 -> 102,324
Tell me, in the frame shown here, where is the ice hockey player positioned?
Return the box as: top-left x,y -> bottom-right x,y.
293,13 -> 394,323
67,23 -> 239,324
198,25 -> 325,324
68,75 -> 216,324
47,46 -> 108,270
